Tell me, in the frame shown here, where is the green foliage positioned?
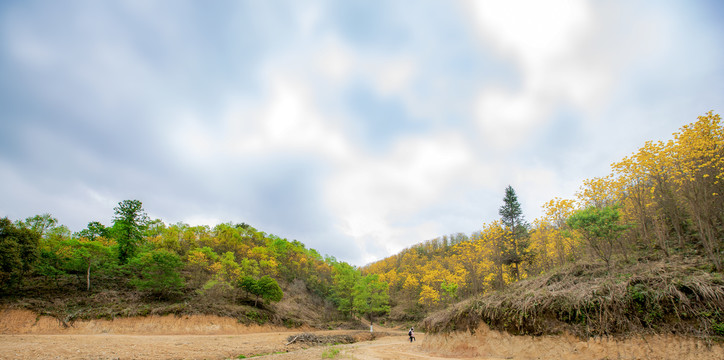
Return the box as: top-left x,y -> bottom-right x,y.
321,346 -> 340,359
0,218 -> 40,290
238,275 -> 283,306
64,238 -> 112,291
1,201 -> 356,327
567,205 -> 628,266
239,275 -> 261,296
74,221 -> 109,241
258,275 -> 283,303
22,213 -> 58,238
499,186 -> 524,230
128,249 -> 184,298
441,281 -> 458,302
352,274 -> 390,323
498,186 -> 530,281
113,200 -> 149,264
713,322 -> 724,336
331,262 -> 360,317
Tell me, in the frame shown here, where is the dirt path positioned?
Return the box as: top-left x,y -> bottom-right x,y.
4,327 -> 724,360
258,333 -> 453,360
0,331 -> 427,360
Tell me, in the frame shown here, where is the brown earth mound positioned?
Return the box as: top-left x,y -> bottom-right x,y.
421,323 -> 724,360
0,308 -> 305,335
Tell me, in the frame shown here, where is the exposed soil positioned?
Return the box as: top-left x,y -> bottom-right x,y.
420,324 -> 724,360
1,309 -> 723,359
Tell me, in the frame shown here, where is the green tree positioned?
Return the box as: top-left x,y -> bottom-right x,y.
65,238 -> 112,291
567,205 -> 628,267
352,274 -> 390,325
22,213 -> 57,238
128,249 -> 185,298
113,200 -> 149,264
258,275 -> 283,303
237,275 -> 283,306
238,275 -> 262,305
331,262 -> 360,317
498,186 -> 529,281
74,221 -> 109,240
0,218 -> 40,290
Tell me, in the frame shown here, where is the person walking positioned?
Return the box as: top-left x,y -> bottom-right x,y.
408,327 -> 416,342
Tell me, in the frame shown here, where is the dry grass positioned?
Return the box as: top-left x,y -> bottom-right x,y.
1,277 -> 345,330
423,255 -> 724,339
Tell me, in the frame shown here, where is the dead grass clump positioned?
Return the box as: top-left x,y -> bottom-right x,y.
285,331 -> 393,346
423,256 -> 724,340
286,332 -> 356,345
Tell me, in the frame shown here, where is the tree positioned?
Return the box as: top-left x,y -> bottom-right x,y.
238,275 -> 262,305
352,274 -> 390,325
237,275 -> 283,306
128,249 -> 185,298
0,218 -> 40,290
331,262 -> 360,317
22,213 -> 58,238
65,238 -> 111,291
74,221 -> 110,241
113,200 -> 149,264
258,275 -> 283,303
567,205 -> 628,267
498,186 -> 529,281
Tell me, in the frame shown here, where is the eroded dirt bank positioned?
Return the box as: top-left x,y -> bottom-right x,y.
0,309 -> 301,335
421,323 -> 724,360
2,309 -> 724,360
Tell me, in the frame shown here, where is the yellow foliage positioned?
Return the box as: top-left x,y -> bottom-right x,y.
418,285 -> 439,306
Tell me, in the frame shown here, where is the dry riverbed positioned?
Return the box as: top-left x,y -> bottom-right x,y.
2,309 -> 723,360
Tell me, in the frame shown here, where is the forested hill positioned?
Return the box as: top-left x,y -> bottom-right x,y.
363,111 -> 724,336
0,206 -> 390,327
2,111 -> 723,336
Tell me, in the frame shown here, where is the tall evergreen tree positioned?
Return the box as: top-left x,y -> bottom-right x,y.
498,186 -> 529,281
113,200 -> 149,264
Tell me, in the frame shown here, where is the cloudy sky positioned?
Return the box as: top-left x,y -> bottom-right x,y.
1,1 -> 722,265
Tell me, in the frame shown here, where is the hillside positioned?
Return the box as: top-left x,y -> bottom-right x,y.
0,212 -> 382,330
364,111 -> 724,339
423,254 -> 724,339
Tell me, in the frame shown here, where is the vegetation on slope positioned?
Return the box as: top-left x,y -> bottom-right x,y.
0,203 -> 390,327
423,255 -> 724,339
366,111 -> 724,337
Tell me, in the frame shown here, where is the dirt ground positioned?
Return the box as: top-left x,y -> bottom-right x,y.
1,331 -> 426,360
2,309 -> 724,360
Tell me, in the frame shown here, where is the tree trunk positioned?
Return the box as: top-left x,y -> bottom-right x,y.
86,263 -> 91,291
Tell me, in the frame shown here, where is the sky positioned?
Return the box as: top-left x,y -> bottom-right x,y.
1,0 -> 723,266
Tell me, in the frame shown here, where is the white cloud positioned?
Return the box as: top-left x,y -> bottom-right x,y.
467,0 -> 601,147
475,87 -> 550,147
316,37 -> 355,85
467,0 -> 688,151
324,132 -> 475,260
170,73 -> 351,165
468,0 -> 589,68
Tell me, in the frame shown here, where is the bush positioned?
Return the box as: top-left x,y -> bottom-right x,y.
128,249 -> 185,298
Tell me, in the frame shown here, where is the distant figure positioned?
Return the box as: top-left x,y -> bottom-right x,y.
408,327 -> 416,342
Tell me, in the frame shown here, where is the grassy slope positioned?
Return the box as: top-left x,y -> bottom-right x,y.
423,255 -> 724,339
1,277 -> 343,329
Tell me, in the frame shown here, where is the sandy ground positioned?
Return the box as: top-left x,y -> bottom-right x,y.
2,309 -> 724,360
0,331 -> 425,360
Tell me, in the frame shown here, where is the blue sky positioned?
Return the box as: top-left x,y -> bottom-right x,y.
1,0 -> 722,265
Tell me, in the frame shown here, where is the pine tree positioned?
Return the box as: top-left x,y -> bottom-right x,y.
498,186 -> 529,281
